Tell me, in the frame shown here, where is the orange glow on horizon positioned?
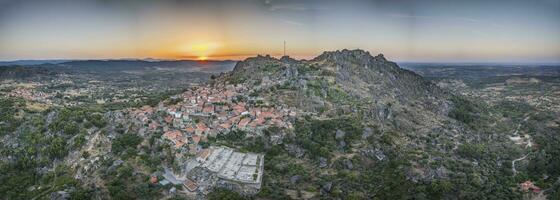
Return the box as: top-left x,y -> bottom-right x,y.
173,42 -> 221,61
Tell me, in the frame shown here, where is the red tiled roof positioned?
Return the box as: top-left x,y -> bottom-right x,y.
196,123 -> 207,131
141,105 -> 154,113
185,126 -> 195,134
149,122 -> 159,130
228,116 -> 240,124
163,130 -> 187,148
520,181 -> 542,193
195,124 -> 210,135
163,130 -> 182,139
202,105 -> 214,113
174,140 -> 185,148
219,122 -> 232,130
238,117 -> 251,128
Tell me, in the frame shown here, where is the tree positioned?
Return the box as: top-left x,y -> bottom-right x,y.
207,188 -> 245,200
47,136 -> 68,159
112,134 -> 143,154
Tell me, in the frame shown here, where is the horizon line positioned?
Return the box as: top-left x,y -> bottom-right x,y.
1,57 -> 560,66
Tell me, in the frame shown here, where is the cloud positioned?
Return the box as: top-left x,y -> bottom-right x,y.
456,17 -> 480,23
388,13 -> 504,29
389,13 -> 477,22
270,5 -> 329,12
280,19 -> 304,26
269,5 -> 307,11
264,1 -> 329,12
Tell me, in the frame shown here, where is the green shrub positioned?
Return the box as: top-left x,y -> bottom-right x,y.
112,134 -> 143,154
457,143 -> 486,159
448,96 -> 480,125
207,188 -> 244,200
294,117 -> 363,159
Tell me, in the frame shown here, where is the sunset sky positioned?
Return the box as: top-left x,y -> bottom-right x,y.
0,0 -> 559,62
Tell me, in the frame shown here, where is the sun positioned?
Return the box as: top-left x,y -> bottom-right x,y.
175,42 -> 220,60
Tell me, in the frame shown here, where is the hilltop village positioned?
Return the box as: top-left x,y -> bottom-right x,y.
125,82 -> 297,196
130,83 -> 296,149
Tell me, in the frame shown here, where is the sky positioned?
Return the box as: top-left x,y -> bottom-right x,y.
0,0 -> 559,62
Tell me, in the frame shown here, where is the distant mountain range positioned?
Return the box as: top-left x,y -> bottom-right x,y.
0,58 -> 238,66
0,59 -> 73,66
0,59 -> 238,73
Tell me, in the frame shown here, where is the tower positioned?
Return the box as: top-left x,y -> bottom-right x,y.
283,40 -> 286,56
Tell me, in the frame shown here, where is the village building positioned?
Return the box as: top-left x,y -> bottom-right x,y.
196,149 -> 212,162
163,130 -> 187,148
195,146 -> 264,194
184,178 -> 199,192
520,181 -> 542,193
150,175 -> 158,184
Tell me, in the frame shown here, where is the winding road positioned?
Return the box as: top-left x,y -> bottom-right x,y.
510,114 -> 533,174
512,154 -> 528,175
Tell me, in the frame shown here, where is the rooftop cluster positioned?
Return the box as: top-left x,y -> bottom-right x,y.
131,83 -> 295,154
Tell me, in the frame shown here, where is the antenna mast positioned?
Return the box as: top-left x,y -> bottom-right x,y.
283,40 -> 286,56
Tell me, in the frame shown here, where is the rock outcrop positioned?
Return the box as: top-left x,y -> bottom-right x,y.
212,49 -> 479,185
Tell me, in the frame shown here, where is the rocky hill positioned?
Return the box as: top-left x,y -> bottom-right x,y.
227,50 -> 449,108
209,49 -> 525,199
217,49 -> 470,154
